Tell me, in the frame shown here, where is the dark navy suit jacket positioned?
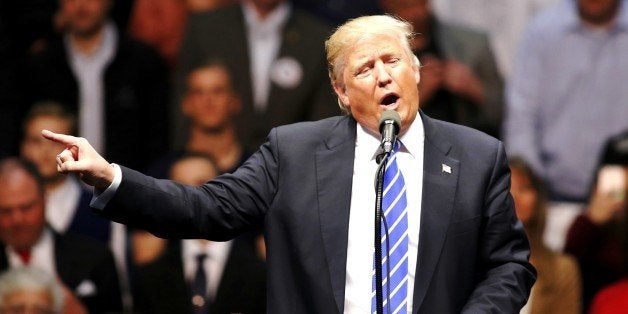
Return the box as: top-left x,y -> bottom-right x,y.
100,112 -> 535,313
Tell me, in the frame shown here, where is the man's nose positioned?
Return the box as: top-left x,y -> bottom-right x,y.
375,62 -> 392,86
7,208 -> 25,223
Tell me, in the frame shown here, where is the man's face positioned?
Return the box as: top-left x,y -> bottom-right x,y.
334,34 -> 420,135
0,171 -> 46,251
578,0 -> 620,25
249,0 -> 283,12
170,158 -> 218,186
21,116 -> 72,182
183,66 -> 240,132
379,0 -> 430,26
60,0 -> 110,37
0,290 -> 54,314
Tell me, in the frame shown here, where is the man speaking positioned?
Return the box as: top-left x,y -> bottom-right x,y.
43,15 -> 535,313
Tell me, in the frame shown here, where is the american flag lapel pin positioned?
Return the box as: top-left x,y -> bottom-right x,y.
442,163 -> 451,174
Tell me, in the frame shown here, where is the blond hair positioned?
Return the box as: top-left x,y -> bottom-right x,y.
325,15 -> 418,113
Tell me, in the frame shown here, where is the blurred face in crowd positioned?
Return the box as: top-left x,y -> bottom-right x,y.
183,66 -> 241,133
0,290 -> 54,314
510,167 -> 538,225
60,0 -> 110,37
170,157 -> 218,185
21,115 -> 73,184
578,0 -> 620,25
379,0 -> 431,27
249,0 -> 284,14
334,34 -> 420,135
0,169 -> 46,251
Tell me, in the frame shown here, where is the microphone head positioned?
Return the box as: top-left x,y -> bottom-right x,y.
378,110 -> 401,135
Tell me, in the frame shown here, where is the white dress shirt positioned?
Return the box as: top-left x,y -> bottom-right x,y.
46,176 -> 82,233
182,240 -> 232,299
6,228 -> 56,276
66,21 -> 118,154
242,0 -> 291,112
344,116 -> 425,313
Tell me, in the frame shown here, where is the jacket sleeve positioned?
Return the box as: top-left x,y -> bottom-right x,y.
99,129 -> 279,241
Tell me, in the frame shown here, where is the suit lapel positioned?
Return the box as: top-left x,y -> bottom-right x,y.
412,113 -> 460,312
316,116 -> 356,313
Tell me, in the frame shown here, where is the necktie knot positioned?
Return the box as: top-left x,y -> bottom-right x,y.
196,253 -> 207,264
16,249 -> 32,265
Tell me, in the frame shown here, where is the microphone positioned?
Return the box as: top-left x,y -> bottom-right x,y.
379,110 -> 401,154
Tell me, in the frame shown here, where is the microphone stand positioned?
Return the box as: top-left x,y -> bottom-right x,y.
374,151 -> 389,314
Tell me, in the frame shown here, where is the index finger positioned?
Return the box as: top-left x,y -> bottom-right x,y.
41,129 -> 78,146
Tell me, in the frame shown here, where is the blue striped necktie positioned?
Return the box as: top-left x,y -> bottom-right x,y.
372,141 -> 409,314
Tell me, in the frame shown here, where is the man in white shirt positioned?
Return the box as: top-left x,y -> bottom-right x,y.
132,154 -> 266,313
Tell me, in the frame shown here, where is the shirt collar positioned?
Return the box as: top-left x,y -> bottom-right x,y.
356,112 -> 425,161
6,227 -> 53,264
182,239 -> 231,261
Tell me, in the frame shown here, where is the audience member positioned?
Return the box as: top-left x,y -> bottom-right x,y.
509,156 -> 582,314
128,0 -> 236,67
430,0 -> 561,79
147,60 -> 248,179
505,0 -> 628,203
590,251 -> 628,314
0,267 -> 65,314
0,266 -> 90,314
564,130 -> 628,311
18,101 -> 134,310
174,0 -> 338,151
19,101 -> 110,244
20,0 -> 170,171
506,0 -> 628,254
379,0 -> 504,138
0,157 -> 122,313
132,153 -> 266,313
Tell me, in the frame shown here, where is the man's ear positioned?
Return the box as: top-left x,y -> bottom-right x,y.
413,55 -> 421,85
333,80 -> 350,109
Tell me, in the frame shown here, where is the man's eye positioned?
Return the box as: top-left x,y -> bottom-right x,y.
356,67 -> 372,77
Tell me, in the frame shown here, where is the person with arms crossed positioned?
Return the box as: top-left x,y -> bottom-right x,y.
43,15 -> 535,313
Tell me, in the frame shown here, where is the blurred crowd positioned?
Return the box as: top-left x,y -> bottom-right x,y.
0,0 -> 627,313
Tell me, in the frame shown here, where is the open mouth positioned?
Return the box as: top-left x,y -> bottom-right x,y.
380,93 -> 400,108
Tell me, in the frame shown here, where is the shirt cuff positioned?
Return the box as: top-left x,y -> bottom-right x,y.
90,163 -> 122,210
